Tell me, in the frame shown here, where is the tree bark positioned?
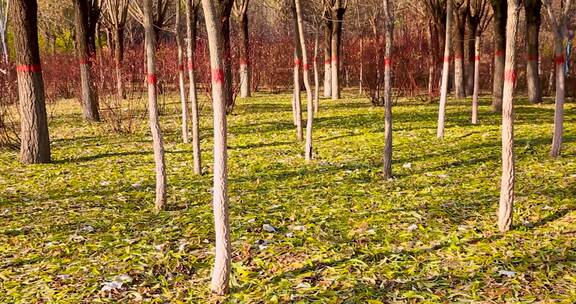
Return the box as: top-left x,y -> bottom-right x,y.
143,0 -> 167,212
437,0 -> 452,139
186,0 -> 202,175
525,0 -> 542,104
113,27 -> 125,101
201,0 -> 231,295
237,4 -> 250,98
472,35 -> 481,124
466,19 -> 476,96
313,31 -> 320,113
383,0 -> 393,179
498,0 -> 519,233
323,15 -> 332,98
292,5 -> 303,142
330,5 -> 345,100
176,1 -> 189,143
74,0 -> 100,122
294,0 -> 313,161
453,1 -> 468,98
12,0 -> 51,164
214,0 -> 234,113
491,0 -> 506,113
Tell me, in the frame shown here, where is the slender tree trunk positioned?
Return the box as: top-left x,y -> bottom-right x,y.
454,4 -> 467,98
12,0 -> 51,164
292,10 -> 303,142
323,17 -> 332,98
330,11 -> 344,100
437,0 -> 452,139
186,0 -> 201,175
550,38 -> 565,157
313,32 -> 320,113
201,0 -> 231,295
176,2 -> 189,143
383,0 -> 393,179
498,0 -> 519,233
214,1 -> 234,113
294,0 -> 313,161
466,21 -> 476,96
0,0 -> 8,64
239,13 -> 251,98
525,0 -> 542,104
143,0 -> 167,212
74,0 -> 100,122
491,0 -> 507,112
472,35 -> 481,124
113,27 -> 125,101
428,20 -> 439,96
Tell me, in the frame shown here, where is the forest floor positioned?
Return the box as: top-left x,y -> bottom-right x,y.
1,92 -> 575,303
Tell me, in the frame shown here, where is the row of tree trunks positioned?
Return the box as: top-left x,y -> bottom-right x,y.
12,0 -> 51,164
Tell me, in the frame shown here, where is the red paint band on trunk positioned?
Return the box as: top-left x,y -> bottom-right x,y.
212,68 -> 225,84
504,69 -> 516,83
16,64 -> 42,73
294,59 -> 302,67
554,55 -> 565,64
454,55 -> 463,60
331,56 -> 338,63
79,58 -> 90,65
494,50 -> 504,57
324,59 -> 331,64
239,59 -> 249,65
384,58 -> 391,66
188,62 -> 194,71
303,63 -> 310,71
443,56 -> 451,62
147,74 -> 157,85
527,55 -> 538,61
474,55 -> 481,61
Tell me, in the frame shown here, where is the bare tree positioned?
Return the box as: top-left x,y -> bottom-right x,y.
214,0 -> 234,113
292,1 -> 303,142
324,0 -> 347,100
101,0 -> 130,101
420,0 -> 446,98
186,0 -> 202,174
490,0 -> 506,112
0,0 -> 9,64
383,0 -> 394,179
524,0 -> 543,104
323,9 -> 332,98
233,0 -> 251,98
453,0 -> 469,98
543,0 -> 573,157
467,0 -> 491,124
175,0 -> 189,143
74,0 -> 101,122
437,0 -> 452,139
498,0 -> 520,233
201,0 -> 231,295
143,0 -> 167,212
12,0 -> 51,164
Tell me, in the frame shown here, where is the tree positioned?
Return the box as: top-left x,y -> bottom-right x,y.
214,0 -> 234,113
467,0 -> 491,124
74,0 -> 100,122
186,0 -> 202,175
201,0 -> 232,295
292,2 -> 303,142
233,0 -> 251,98
323,9 -> 332,98
524,0 -> 543,104
542,0 -> 573,157
0,0 -> 9,64
436,0 -> 451,139
294,0 -> 314,161
102,0 -> 130,101
498,0 -> 520,233
490,0 -> 506,112
420,0 -> 446,98
324,0 -> 347,100
453,0 -> 468,98
175,0 -> 189,143
382,0 -> 394,179
143,0 -> 167,212
12,0 -> 51,164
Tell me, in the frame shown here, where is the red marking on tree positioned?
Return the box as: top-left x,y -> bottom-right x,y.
527,55 -> 538,61
188,61 -> 194,71
79,57 -> 90,65
454,55 -> 463,60
504,69 -> 516,83
212,68 -> 225,84
494,50 -> 504,57
303,63 -> 310,71
16,64 -> 42,72
443,56 -> 451,62
474,55 -> 481,61
294,59 -> 302,67
147,74 -> 157,85
331,56 -> 338,63
324,59 -> 331,64
554,55 -> 565,65
384,57 -> 392,66
239,59 -> 249,65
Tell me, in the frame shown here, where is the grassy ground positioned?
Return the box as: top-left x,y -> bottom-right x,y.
0,92 -> 575,303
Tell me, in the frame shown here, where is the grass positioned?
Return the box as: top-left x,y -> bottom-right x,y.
0,91 -> 575,303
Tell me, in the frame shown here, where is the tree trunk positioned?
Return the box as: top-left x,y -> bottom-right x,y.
74,0 -> 100,122
12,0 -> 51,164
472,35 -> 481,124
525,0 -> 542,104
313,32 -> 320,113
383,0 -> 393,179
428,20 -> 440,96
550,37 -> 565,157
323,16 -> 332,98
176,1 -> 189,143
215,1 -> 234,113
491,0 -> 506,112
113,27 -> 125,101
498,0 -> 519,233
143,0 -> 167,212
239,13 -> 250,98
201,0 -> 231,295
0,0 -> 8,64
331,7 -> 345,100
466,20 -> 476,96
292,8 -> 303,142
454,3 -> 467,98
437,0 -> 452,139
294,0 -> 313,162
186,0 -> 201,175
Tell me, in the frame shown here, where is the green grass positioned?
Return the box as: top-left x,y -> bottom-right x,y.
0,92 -> 575,303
